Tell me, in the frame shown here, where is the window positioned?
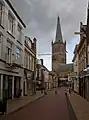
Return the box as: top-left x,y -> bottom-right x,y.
8,12 -> 14,34
0,33 -> 3,58
28,55 -> 30,69
32,58 -> 34,71
0,32 -> 3,43
16,47 -> 20,59
18,24 -> 22,41
30,55 -> 32,70
26,55 -> 28,68
28,40 -> 31,48
7,40 -> 12,63
0,3 -> 2,25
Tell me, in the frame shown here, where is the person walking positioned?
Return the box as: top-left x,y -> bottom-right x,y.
69,88 -> 71,96
54,87 -> 57,95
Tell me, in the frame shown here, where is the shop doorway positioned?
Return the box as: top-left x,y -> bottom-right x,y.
3,75 -> 12,99
8,76 -> 12,99
14,77 -> 21,98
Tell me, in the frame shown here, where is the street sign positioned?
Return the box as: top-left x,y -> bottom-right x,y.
69,72 -> 77,77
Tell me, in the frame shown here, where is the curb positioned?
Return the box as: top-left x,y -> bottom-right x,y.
65,93 -> 77,120
0,95 -> 44,118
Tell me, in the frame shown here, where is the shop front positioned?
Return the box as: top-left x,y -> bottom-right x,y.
3,75 -> 12,100
14,76 -> 21,98
79,71 -> 89,100
24,69 -> 33,94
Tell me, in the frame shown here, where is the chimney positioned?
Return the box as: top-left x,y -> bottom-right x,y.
40,59 -> 43,66
33,38 -> 37,54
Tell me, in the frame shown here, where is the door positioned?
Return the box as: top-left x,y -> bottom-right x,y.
3,75 -> 8,99
8,76 -> 12,99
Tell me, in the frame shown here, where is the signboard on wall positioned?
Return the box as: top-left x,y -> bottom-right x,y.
69,72 -> 77,77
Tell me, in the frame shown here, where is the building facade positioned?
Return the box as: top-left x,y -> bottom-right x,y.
36,59 -> 44,90
0,0 -> 26,100
72,44 -> 79,93
24,36 -> 36,95
36,59 -> 53,92
77,22 -> 87,98
56,63 -> 73,87
52,16 -> 66,73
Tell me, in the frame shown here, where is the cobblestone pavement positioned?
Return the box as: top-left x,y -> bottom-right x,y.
68,91 -> 89,120
1,88 -> 70,120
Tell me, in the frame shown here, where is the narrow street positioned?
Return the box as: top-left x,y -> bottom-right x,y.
1,88 -> 76,120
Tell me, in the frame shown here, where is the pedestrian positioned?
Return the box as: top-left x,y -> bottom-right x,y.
69,88 -> 71,96
54,87 -> 57,95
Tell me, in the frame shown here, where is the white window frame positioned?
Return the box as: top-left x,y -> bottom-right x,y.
8,12 -> 14,34
0,32 -> 3,43
7,40 -> 12,63
16,47 -> 21,60
26,55 -> 28,68
18,23 -> 22,41
0,2 -> 3,25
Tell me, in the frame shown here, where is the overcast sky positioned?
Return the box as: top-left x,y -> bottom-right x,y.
11,0 -> 88,70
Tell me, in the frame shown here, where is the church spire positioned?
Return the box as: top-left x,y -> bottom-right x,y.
55,16 -> 63,43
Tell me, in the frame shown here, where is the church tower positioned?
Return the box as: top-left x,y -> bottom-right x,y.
52,16 -> 66,72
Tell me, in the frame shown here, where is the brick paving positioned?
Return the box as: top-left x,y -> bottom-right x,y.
68,91 -> 89,120
0,88 -> 70,120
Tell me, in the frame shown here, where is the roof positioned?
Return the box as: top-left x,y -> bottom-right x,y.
5,0 -> 26,28
55,16 -> 63,43
73,44 -> 79,54
56,63 -> 73,74
72,44 -> 78,62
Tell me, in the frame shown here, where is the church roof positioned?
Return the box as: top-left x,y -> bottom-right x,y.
56,63 -> 73,74
55,16 -> 63,43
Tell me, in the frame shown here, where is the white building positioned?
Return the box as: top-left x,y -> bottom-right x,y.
0,0 -> 26,100
43,67 -> 49,91
24,36 -> 36,95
